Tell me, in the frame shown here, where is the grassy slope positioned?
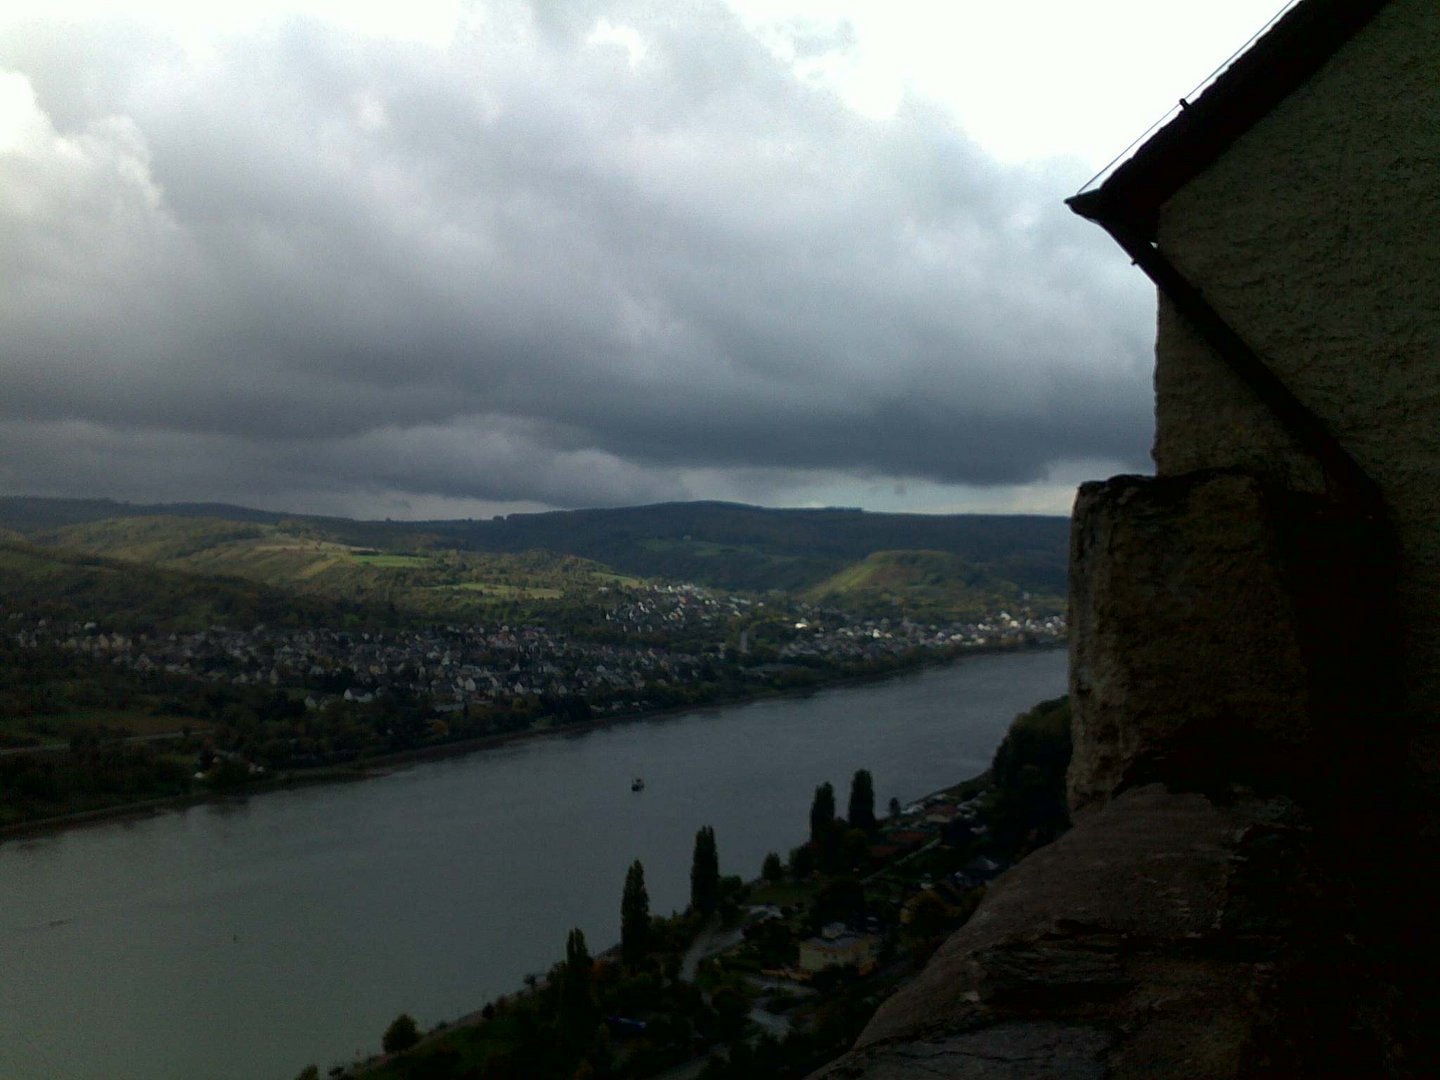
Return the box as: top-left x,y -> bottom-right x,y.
32,517 -> 627,620
0,538 -> 358,631
0,497 -> 1070,598
804,549 -> 1029,620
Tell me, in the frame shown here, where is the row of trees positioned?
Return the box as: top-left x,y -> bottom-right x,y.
808,769 -> 877,845
800,769 -> 879,875
358,773 -> 888,1078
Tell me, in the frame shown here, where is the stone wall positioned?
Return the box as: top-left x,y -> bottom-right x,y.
1067,472 -> 1309,811
1067,469 -> 1398,815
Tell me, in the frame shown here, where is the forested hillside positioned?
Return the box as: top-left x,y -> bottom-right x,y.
0,497 -> 1069,601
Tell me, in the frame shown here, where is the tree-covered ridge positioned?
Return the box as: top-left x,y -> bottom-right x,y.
0,496 -> 1069,599
804,549 -> 1044,620
29,515 -> 632,624
0,538 -> 359,633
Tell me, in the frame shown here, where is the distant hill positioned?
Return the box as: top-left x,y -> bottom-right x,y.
418,501 -> 1070,596
0,538 -> 364,632
805,549 -> 1024,620
0,496 -> 1070,609
29,516 -> 630,622
0,496 -> 288,532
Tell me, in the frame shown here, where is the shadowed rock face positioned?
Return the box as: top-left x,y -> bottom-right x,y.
1066,470 -> 1397,816
809,784 -> 1401,1080
807,472 -> 1411,1080
1066,472 -> 1313,812
815,1023 -> 1112,1080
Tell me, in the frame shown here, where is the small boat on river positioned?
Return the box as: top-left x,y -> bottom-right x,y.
631,777 -> 645,792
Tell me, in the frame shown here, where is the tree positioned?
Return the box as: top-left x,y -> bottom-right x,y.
761,851 -> 784,883
691,825 -> 720,915
559,927 -> 599,1057
621,859 -> 651,966
809,782 -> 835,847
382,1012 -> 420,1054
888,796 -> 903,819
789,843 -> 816,878
847,769 -> 876,831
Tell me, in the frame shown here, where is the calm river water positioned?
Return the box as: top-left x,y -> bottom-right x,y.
0,648 -> 1065,1080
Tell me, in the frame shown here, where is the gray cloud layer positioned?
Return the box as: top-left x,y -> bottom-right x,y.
0,1 -> 1154,516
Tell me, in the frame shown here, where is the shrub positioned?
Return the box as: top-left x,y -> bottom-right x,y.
382,1012 -> 421,1054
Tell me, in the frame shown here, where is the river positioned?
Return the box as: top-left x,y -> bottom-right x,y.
0,647 -> 1065,1080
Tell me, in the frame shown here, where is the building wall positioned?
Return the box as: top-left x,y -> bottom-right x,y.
1150,0 -> 1440,777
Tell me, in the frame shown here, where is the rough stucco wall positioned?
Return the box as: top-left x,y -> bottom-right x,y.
1152,0 -> 1440,783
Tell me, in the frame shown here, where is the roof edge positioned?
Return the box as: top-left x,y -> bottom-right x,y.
1067,0 -> 1394,238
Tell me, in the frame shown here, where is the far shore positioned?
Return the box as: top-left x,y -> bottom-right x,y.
0,640 -> 1062,844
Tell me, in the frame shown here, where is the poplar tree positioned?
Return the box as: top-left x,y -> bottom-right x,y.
559,927 -> 598,1057
690,825 -> 720,916
848,769 -> 877,831
620,859 -> 651,967
809,781 -> 836,847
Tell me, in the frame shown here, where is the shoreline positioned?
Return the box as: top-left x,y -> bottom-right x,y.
346,767 -> 1001,1078
0,641 -> 1062,844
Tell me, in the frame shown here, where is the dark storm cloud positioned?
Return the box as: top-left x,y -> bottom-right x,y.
0,1 -> 1154,513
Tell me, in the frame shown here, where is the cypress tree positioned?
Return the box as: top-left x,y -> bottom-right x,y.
761,851 -> 784,883
620,859 -> 651,967
809,781 -> 835,847
559,927 -> 598,1057
848,769 -> 877,831
690,825 -> 720,916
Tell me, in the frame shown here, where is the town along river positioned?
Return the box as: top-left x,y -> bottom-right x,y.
0,647 -> 1065,1080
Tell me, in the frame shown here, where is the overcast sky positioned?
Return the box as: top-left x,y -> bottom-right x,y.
0,0 -> 1292,520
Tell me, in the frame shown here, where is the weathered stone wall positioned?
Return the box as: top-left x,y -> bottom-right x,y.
1067,472 -> 1311,812
1149,0 -> 1440,785
1066,468 -> 1399,817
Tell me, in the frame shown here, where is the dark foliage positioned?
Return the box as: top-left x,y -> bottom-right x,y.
382,1013 -> 421,1055
621,859 -> 652,968
847,769 -> 876,831
987,696 -> 1072,853
691,826 -> 720,916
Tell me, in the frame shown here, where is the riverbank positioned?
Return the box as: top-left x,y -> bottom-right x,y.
0,648 -> 1068,1080
341,734 -> 1059,1080
344,695 -> 1074,1079
0,641 -> 1062,844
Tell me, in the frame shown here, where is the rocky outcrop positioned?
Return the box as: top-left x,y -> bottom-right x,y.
807,784 -> 1392,1080
809,467 -> 1413,1079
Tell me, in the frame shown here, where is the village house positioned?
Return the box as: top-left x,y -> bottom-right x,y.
798,924 -> 883,977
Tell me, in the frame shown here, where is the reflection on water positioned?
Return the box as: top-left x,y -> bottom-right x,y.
0,648 -> 1065,1080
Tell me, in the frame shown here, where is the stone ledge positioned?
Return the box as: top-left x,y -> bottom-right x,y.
808,784 -> 1322,1080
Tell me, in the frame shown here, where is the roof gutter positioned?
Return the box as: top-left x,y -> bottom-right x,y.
1071,212 -> 1383,519
1062,0 -> 1395,517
